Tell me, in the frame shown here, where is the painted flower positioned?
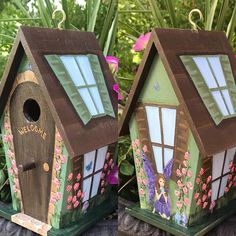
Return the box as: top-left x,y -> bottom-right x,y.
55,147 -> 61,155
203,202 -> 208,209
139,188 -> 145,196
175,190 -> 180,198
106,165 -> 118,185
207,175 -> 212,184
194,193 -> 199,199
8,167 -> 13,175
82,201 -> 89,213
183,187 -> 188,195
106,152 -> 111,160
74,201 -> 80,208
199,168 -> 205,176
202,183 -> 207,191
140,168 -> 144,175
187,170 -> 192,178
132,32 -> 151,51
56,192 -> 62,200
113,84 -> 123,100
183,160 -> 188,167
202,194 -> 207,202
76,173 -> 81,181
233,176 -> 236,182
184,152 -> 190,160
196,199 -> 201,206
4,122 -> 10,130
209,201 -> 216,211
105,56 -> 119,74
228,174 -> 233,181
7,135 -> 13,142
53,178 -> 60,188
196,177 -> 201,184
67,173 -> 73,181
176,169 -> 182,177
104,163 -> 108,170
208,189 -> 212,198
74,183 -> 80,191
55,162 -> 61,171
77,190 -> 82,198
135,149 -> 141,155
184,197 -> 190,206
60,155 -> 66,164
81,192 -> 85,199
7,150 -> 14,158
66,185 -> 72,192
131,141 -> 137,149
182,168 -> 187,175
2,135 -> 9,143
176,201 -> 182,209
229,161 -> 233,169
225,186 -> 229,193
72,196 -> 77,203
67,195 -> 73,203
177,180 -> 184,188
101,172 -> 105,179
186,182 -> 193,190
109,159 -> 113,166
142,179 -> 147,185
137,177 -> 142,184
67,205 -> 72,210
56,132 -> 62,141
135,159 -> 140,165
50,195 -> 57,204
142,145 -> 148,153
135,139 -> 140,146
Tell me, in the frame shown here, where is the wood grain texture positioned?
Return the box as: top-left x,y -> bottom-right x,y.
10,81 -> 55,223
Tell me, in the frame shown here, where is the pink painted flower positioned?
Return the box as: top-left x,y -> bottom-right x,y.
196,199 -> 201,206
203,202 -> 208,209
229,161 -> 233,169
104,163 -> 108,170
132,32 -> 151,51
8,167 -> 13,175
194,193 -> 199,199
139,188 -> 145,196
106,152 -> 111,160
2,135 -> 9,143
101,172 -> 105,179
231,167 -> 235,173
182,168 -> 187,175
77,190 -> 82,198
55,147 -> 61,155
207,175 -> 212,184
67,195 -> 73,203
183,187 -> 188,195
142,145 -> 148,153
106,56 -> 119,74
137,177 -> 142,184
53,178 -> 60,188
135,159 -> 140,165
113,84 -> 123,100
183,160 -> 188,167
7,150 -> 14,158
184,152 -> 190,160
60,155 -> 66,164
55,162 -> 61,171
176,201 -> 182,209
4,122 -> 10,129
184,197 -> 190,206
131,141 -> 137,149
202,194 -> 207,202
109,159 -> 113,166
209,201 -> 216,211
72,196 -> 77,203
66,185 -> 72,192
135,139 -> 140,146
135,149 -> 141,155
15,179 -> 19,189
74,201 -> 80,208
202,183 -> 207,191
67,173 -> 73,181
176,169 -> 182,177
74,183 -> 80,191
187,170 -> 192,178
81,192 -> 85,199
225,186 -> 229,193
175,190 -> 180,198
177,180 -> 184,188
76,173 -> 81,181
50,195 -> 57,204
196,177 -> 201,184
228,174 -> 233,181
233,176 -> 236,182
199,168 -> 205,176
56,132 -> 62,141
7,135 -> 13,142
142,179 -> 147,185
67,205 -> 72,210
140,168 -> 144,175
208,189 -> 212,198
101,188 -> 105,194
56,192 -> 62,200
187,182 -> 193,190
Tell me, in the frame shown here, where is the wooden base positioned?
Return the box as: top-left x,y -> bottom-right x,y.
0,190 -> 117,236
125,198 -> 236,236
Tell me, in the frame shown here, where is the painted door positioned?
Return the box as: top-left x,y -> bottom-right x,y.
10,81 -> 55,223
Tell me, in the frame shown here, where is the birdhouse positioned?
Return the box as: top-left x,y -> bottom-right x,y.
0,26 -> 117,236
119,28 -> 236,235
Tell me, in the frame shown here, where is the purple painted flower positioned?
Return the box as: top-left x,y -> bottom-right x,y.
132,32 -> 151,52
106,165 -> 118,185
113,84 -> 123,100
105,56 -> 119,74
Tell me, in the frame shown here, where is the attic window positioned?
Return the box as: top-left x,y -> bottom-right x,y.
45,54 -> 115,125
180,55 -> 236,125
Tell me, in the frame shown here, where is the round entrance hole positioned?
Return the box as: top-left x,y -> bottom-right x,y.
23,99 -> 41,122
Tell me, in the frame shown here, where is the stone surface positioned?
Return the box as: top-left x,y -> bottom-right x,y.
118,198 -> 236,236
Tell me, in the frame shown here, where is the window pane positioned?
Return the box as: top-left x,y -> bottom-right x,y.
153,146 -> 163,173
207,56 -> 227,87
95,146 -> 108,172
211,91 -> 229,116
84,150 -> 96,177
161,108 -> 176,146
91,171 -> 102,198
222,89 -> 235,115
212,151 -> 225,180
211,179 -> 220,201
78,88 -> 97,116
145,106 -> 161,143
164,148 -> 173,168
89,87 -> 105,114
223,147 -> 236,174
82,177 -> 92,202
76,56 -> 96,85
60,56 -> 85,87
219,175 -> 229,198
192,57 -> 218,89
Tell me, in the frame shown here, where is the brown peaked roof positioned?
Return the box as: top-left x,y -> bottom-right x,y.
119,28 -> 236,157
0,26 -> 117,159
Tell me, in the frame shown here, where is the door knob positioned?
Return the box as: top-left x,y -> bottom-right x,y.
43,162 -> 49,172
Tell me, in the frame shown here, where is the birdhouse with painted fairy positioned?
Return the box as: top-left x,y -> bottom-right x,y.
119,27 -> 236,235
0,26 -> 117,236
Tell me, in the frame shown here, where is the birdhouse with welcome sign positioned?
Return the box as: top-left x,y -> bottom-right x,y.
0,26 -> 117,236
119,26 -> 236,235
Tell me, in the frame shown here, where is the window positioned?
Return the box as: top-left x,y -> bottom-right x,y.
145,106 -> 177,173
211,147 -> 236,201
82,146 -> 108,202
180,55 -> 236,125
45,54 -> 115,125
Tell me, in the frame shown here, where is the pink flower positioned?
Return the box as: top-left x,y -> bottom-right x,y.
137,177 -> 142,184
194,193 -> 199,199
50,195 -> 57,204
7,150 -> 14,158
67,173 -> 73,181
55,162 -> 61,171
184,197 -> 190,206
207,175 -> 212,184
177,180 -> 184,188
199,168 -> 205,176
229,161 -> 233,169
66,185 -> 72,192
81,192 -> 85,199
8,135 -> 13,142
202,194 -> 207,202
135,159 -> 140,165
209,201 -> 216,211
228,174 -> 233,181
73,183 -> 80,191
176,169 -> 182,177
67,205 -> 72,210
8,167 -> 13,175
233,176 -> 236,182
182,168 -> 187,175
104,163 -> 108,170
202,183 -> 207,191
74,201 -> 80,208
131,141 -> 137,149
176,201 -> 182,209
4,122 -> 10,129
55,147 -> 61,155
142,179 -> 147,185
132,32 -> 151,51
67,195 -> 72,203
187,170 -> 192,178
76,173 -> 81,181
109,159 -> 113,166
77,190 -> 82,198
135,139 -> 140,146
56,192 -> 62,200
175,190 -> 180,198
225,187 -> 229,193
203,202 -> 208,209
184,152 -> 190,160
113,84 -> 123,100
183,160 -> 188,167
142,145 -> 148,153
196,199 -> 201,206
139,188 -> 145,196
187,182 -> 193,190
140,168 -> 144,175
3,135 -> 8,143
196,177 -> 201,184
101,172 -> 105,179
72,196 -> 77,203
53,178 -> 60,188
135,149 -> 141,155
208,189 -> 212,198
106,152 -> 111,160
60,155 -> 66,164
105,56 -> 119,73
183,187 -> 188,195
56,132 -> 62,141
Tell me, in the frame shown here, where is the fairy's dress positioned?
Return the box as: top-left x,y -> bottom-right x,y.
154,187 -> 170,217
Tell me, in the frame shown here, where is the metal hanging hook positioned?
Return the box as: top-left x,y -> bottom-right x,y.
188,9 -> 203,31
52,9 -> 66,30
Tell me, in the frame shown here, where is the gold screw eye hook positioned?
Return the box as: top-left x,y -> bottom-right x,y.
52,9 -> 66,30
188,9 -> 203,31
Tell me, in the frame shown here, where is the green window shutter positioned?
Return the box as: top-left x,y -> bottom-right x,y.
220,55 -> 236,110
87,54 -> 115,118
180,55 -> 223,125
45,55 -> 92,125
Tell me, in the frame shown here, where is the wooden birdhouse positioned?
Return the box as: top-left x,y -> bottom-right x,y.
0,26 -> 117,236
119,28 -> 236,235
